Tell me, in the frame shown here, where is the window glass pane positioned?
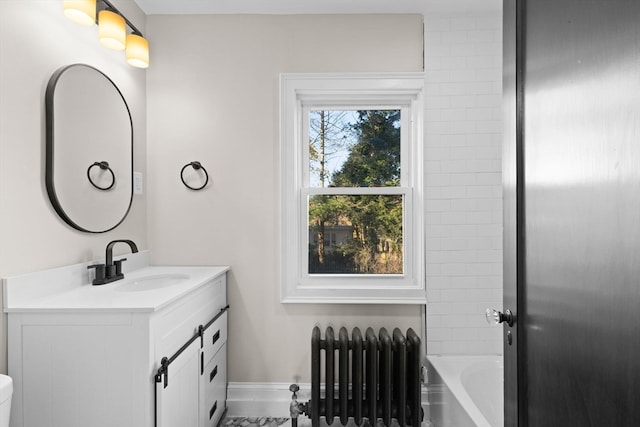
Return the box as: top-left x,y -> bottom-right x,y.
308,194 -> 403,275
308,110 -> 401,188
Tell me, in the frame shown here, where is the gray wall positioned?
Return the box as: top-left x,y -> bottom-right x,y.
146,14 -> 425,383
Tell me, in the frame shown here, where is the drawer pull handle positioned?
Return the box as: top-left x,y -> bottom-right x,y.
210,365 -> 218,382
212,330 -> 220,346
209,400 -> 218,419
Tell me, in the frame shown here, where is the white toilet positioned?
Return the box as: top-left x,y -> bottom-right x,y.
0,375 -> 12,427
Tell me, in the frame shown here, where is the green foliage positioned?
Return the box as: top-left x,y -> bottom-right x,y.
332,110 -> 401,188
308,110 -> 403,275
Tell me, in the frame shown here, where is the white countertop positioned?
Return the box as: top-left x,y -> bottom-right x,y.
3,251 -> 229,313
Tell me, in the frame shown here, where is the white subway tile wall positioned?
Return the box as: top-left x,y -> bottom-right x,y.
423,13 -> 503,356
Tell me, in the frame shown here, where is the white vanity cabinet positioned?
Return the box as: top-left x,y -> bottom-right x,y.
4,260 -> 229,427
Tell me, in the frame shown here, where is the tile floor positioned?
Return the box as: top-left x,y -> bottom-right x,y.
222,418 -> 290,427
221,417 -> 433,427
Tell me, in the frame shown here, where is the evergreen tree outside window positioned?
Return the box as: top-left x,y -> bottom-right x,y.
281,73 -> 424,303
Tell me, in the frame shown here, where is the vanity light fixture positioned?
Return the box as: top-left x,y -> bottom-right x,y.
62,0 -> 150,68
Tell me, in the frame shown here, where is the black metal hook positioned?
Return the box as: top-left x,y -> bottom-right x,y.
87,161 -> 115,190
180,161 -> 209,190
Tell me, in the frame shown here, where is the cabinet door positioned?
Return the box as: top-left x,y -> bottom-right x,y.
156,339 -> 200,427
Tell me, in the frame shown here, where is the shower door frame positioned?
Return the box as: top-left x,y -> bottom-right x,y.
502,1 -> 524,426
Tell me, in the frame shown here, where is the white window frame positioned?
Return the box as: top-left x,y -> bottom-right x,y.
280,73 -> 425,304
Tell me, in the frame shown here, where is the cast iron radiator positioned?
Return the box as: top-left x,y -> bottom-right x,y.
289,326 -> 422,427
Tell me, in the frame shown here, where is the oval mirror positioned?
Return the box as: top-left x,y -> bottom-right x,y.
45,64 -> 133,233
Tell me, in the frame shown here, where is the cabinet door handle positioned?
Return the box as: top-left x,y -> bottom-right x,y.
212,330 -> 220,346
210,365 -> 218,382
209,400 -> 218,419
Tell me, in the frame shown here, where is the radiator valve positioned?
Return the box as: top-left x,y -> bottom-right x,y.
421,365 -> 429,384
289,384 -> 301,427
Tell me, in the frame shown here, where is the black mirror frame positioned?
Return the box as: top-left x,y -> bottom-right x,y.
45,63 -> 134,233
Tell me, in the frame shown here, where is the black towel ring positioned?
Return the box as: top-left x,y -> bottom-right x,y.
181,161 -> 209,190
87,161 -> 115,191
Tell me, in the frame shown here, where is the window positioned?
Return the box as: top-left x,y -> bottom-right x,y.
281,73 -> 425,303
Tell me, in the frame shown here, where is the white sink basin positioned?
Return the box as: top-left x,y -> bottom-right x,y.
115,273 -> 190,292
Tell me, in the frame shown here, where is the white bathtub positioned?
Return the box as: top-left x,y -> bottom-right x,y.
426,356 -> 504,427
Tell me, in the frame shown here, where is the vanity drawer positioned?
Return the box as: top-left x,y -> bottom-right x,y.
202,311 -> 227,367
200,343 -> 227,427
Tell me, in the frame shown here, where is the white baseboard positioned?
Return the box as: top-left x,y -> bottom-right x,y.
226,382 -> 312,417
226,382 -> 429,419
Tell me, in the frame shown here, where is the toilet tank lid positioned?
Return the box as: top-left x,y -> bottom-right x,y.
0,375 -> 12,404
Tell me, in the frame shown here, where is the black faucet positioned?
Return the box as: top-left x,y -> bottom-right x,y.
88,239 -> 139,285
